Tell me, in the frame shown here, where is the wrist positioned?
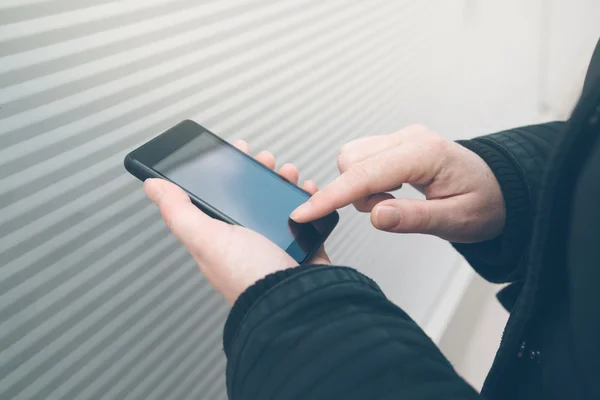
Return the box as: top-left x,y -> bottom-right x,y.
454,138 -> 532,281
458,138 -> 530,239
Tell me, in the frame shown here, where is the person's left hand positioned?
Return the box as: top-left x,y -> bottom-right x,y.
144,140 -> 329,305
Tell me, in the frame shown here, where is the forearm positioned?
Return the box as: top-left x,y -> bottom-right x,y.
224,265 -> 480,400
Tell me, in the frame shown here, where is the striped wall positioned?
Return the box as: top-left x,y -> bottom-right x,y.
0,1 -> 550,398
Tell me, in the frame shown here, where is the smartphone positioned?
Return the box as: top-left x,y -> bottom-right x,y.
124,120 -> 339,264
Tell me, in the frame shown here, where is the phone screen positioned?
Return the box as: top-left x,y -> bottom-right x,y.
131,121 -> 337,263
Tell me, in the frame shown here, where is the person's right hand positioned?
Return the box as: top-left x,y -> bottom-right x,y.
290,125 -> 506,243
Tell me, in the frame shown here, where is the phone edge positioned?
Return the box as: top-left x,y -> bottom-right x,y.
124,153 -> 239,225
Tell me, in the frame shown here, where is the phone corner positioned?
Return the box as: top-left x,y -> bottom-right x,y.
180,119 -> 198,128
123,154 -> 153,183
123,153 -> 135,174
327,210 -> 340,231
332,210 -> 340,225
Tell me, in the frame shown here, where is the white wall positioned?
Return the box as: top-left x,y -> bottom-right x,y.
541,0 -> 600,118
438,269 -> 509,391
1,1 -> 597,398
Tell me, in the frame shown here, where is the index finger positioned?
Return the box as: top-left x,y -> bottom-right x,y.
290,144 -> 432,222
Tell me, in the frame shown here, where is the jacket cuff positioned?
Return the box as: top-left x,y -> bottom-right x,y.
223,264 -> 320,355
223,265 -> 381,357
453,138 -> 533,282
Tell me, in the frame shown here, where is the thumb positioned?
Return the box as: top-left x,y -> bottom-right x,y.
370,197 -> 459,238
144,178 -> 223,254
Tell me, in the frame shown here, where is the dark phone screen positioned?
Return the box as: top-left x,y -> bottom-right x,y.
151,130 -> 325,261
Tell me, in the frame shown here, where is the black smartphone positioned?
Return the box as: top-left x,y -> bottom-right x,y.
124,120 -> 339,264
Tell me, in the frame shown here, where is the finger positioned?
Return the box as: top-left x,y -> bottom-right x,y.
338,135 -> 383,156
370,197 -> 461,239
144,178 -> 223,253
278,163 -> 299,184
255,151 -> 276,170
232,140 -> 250,154
337,125 -> 428,172
301,180 -> 319,195
292,143 -> 435,222
338,125 -> 430,173
337,135 -> 392,172
353,192 -> 395,213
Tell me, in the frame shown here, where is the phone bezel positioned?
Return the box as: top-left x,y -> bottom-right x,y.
124,120 -> 339,263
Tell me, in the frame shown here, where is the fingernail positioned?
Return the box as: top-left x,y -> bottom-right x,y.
290,201 -> 312,220
375,206 -> 401,230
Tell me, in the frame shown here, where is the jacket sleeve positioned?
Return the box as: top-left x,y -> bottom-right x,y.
453,121 -> 566,283
223,265 -> 481,400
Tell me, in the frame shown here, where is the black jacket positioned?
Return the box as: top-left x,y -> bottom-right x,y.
222,39 -> 600,400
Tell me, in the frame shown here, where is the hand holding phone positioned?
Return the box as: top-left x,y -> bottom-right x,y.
125,120 -> 338,263
125,121 -> 336,303
143,144 -> 329,304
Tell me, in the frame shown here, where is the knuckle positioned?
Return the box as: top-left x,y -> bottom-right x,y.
347,162 -> 371,183
408,123 -> 429,133
405,124 -> 445,142
402,124 -> 430,138
337,141 -> 362,171
337,147 -> 358,173
339,138 -> 362,155
337,152 -> 349,172
423,135 -> 451,167
339,142 -> 352,155
394,124 -> 431,142
429,135 -> 450,150
412,204 -> 433,232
